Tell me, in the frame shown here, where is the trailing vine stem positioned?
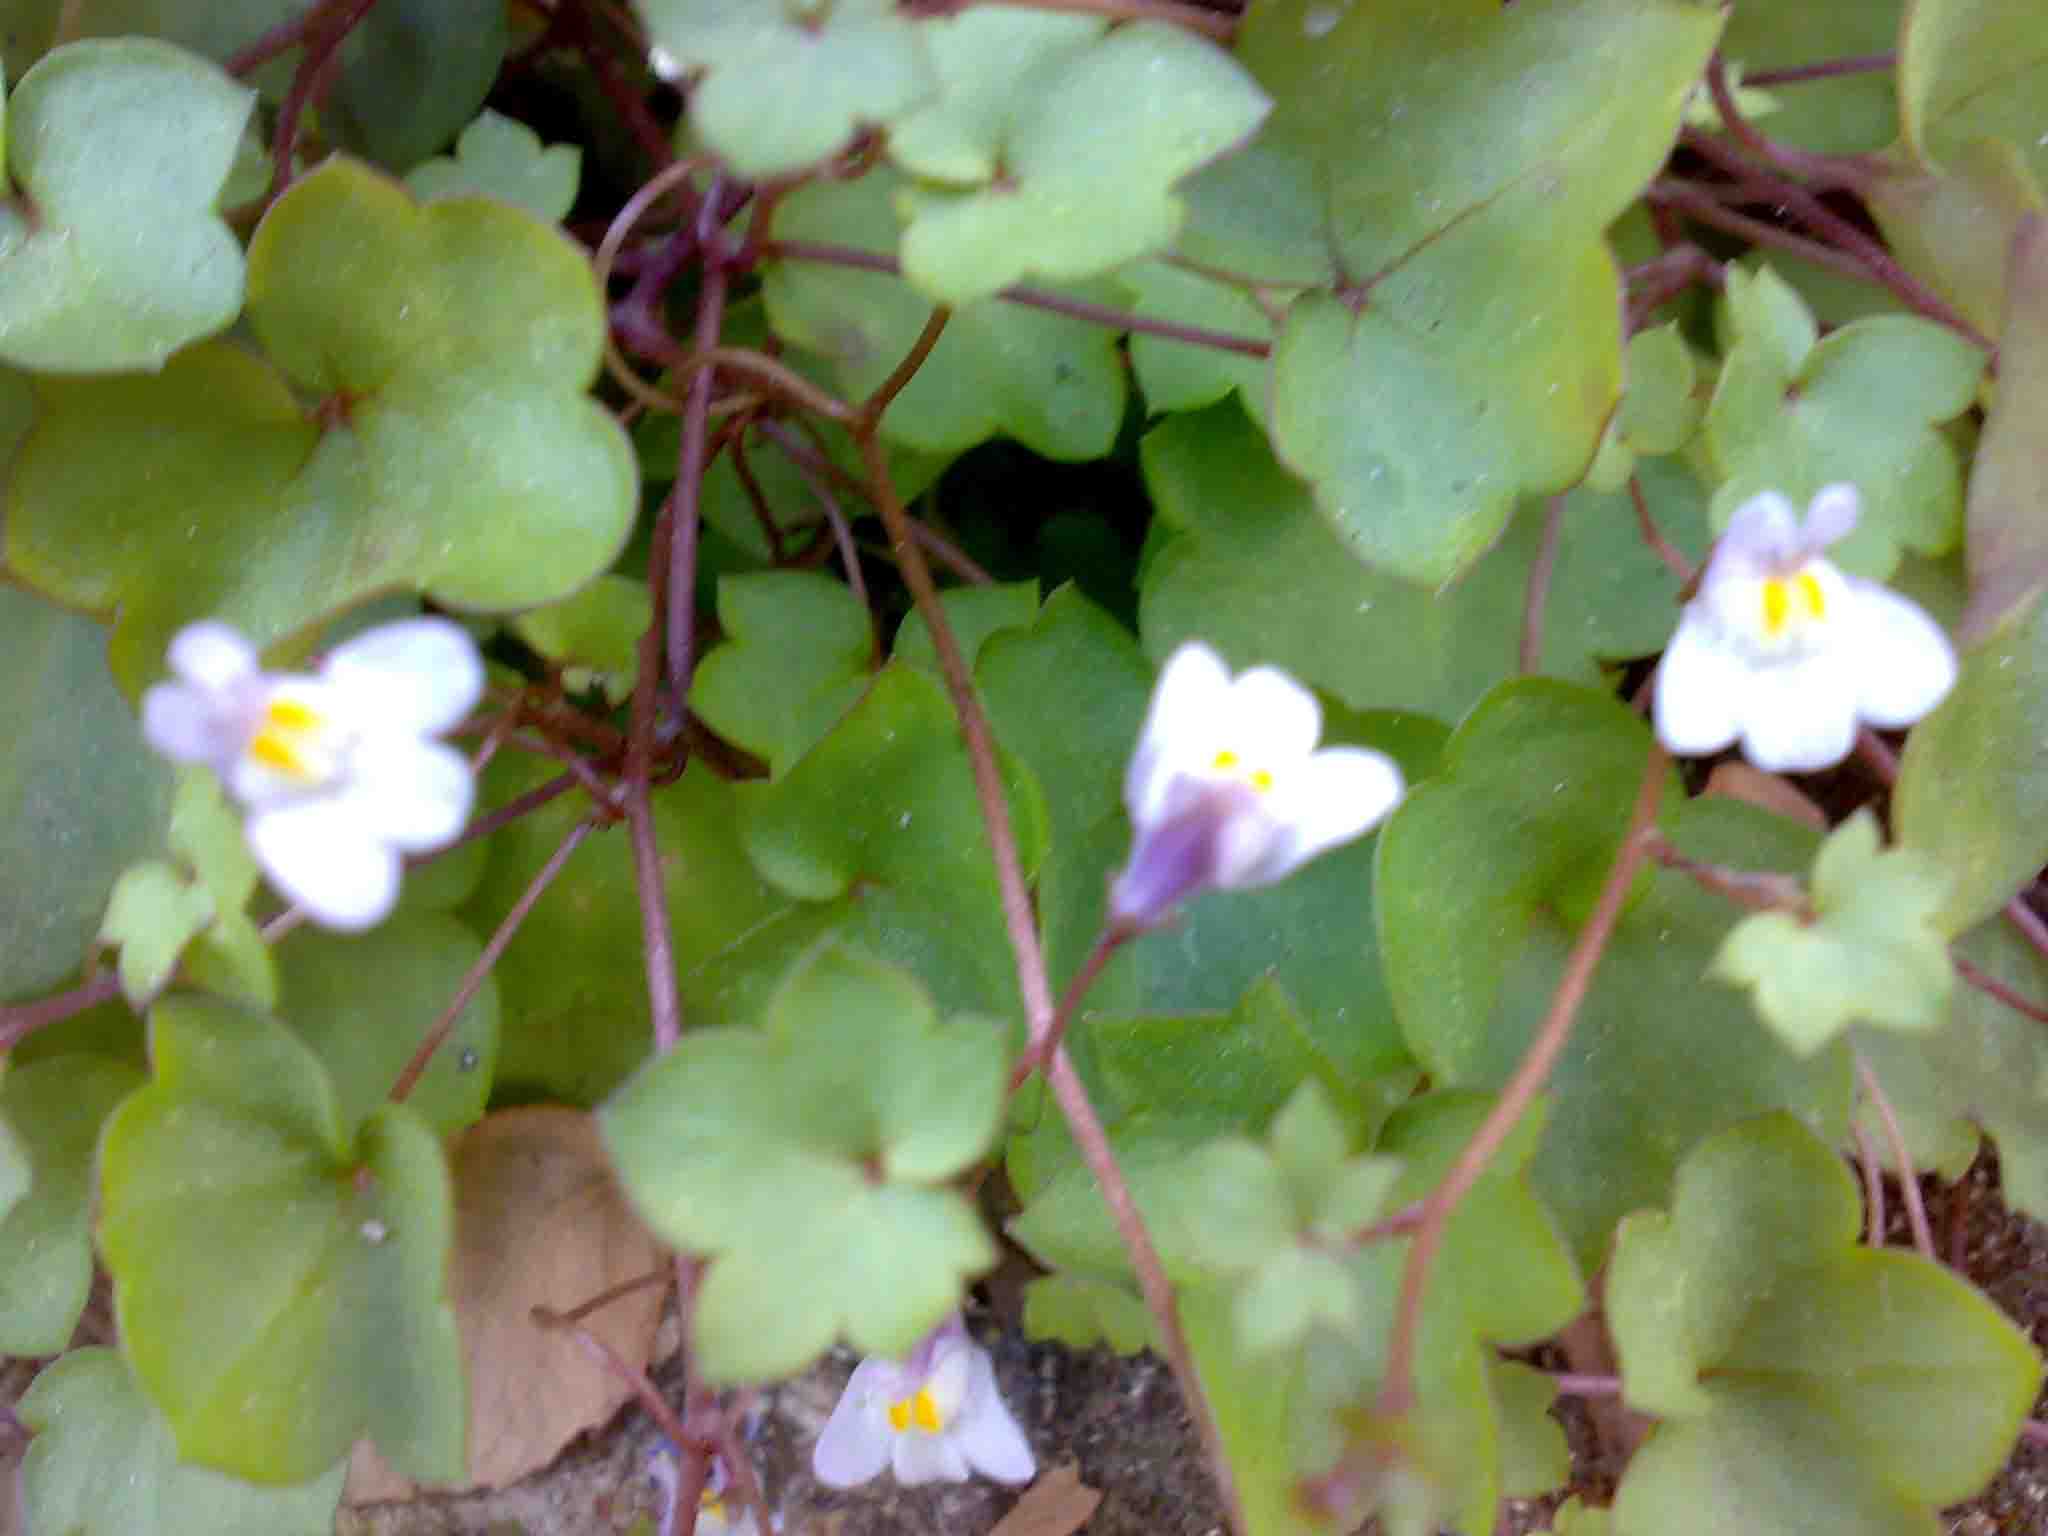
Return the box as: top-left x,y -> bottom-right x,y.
848,307 -> 1247,1533
389,814 -> 599,1103
1375,742 -> 1668,1423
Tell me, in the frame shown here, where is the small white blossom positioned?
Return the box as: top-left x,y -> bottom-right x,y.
1109,642 -> 1404,927
811,1317 -> 1035,1489
1654,486 -> 1957,773
649,1447 -> 767,1536
141,617 -> 484,931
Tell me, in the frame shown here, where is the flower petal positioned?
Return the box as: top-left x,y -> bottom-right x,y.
893,1430 -> 971,1485
1653,615 -> 1746,758
1843,580 -> 1957,728
245,800 -> 403,931
323,617 -> 485,735
1715,490 -> 1803,576
344,735 -> 474,851
1802,483 -> 1860,550
1224,665 -> 1322,763
811,1360 -> 897,1489
1736,654 -> 1859,772
1126,643 -> 1231,827
141,683 -> 238,769
954,1347 -> 1037,1485
166,620 -> 260,692
1283,746 -> 1403,863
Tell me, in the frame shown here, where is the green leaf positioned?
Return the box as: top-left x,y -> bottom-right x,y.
0,1055 -> 144,1353
601,941 -> 1006,1382
1702,265 -> 1985,577
1711,811 -> 1953,1055
1008,978 -> 1371,1281
1170,1080 -> 1401,1358
886,9 -> 1100,180
763,167 -> 1127,459
1138,403 -> 1709,724
1895,592 -> 2048,934
458,756 -> 784,1105
511,574 -> 653,706
99,997 -> 464,1483
735,660 -> 1045,1013
1717,1 -> 1902,155
404,109 -> 581,223
1853,917 -> 2048,1223
7,156 -> 638,694
1115,259 -> 1276,417
643,0 -> 935,177
0,39 -> 252,371
1867,138 -> 2042,346
1377,1094 -> 1585,1536
690,571 -> 873,775
892,580 -> 1039,678
1608,1113 -> 2041,1535
1897,0 -> 2048,189
0,587 -> 174,1002
1620,323 -> 1704,457
1492,1359 -> 1570,1501
1377,680 -> 1852,1263
893,17 -> 1268,305
1020,1271 -> 1153,1355
1214,0 -> 1721,585
327,0 -> 508,171
1958,214 -> 2048,643
18,1348 -> 344,1536
100,862 -> 213,1007
271,912 -> 498,1137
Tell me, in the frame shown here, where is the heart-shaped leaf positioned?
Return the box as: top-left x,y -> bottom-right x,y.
6,156 -> 638,694
893,15 -> 1269,305
641,0 -> 935,177
601,940 -> 1007,1382
1711,811 -> 1953,1054
0,38 -> 252,371
18,1348 -> 344,1536
690,570 -> 874,775
0,1054 -> 144,1354
1609,1113 -> 2041,1535
405,109 -> 581,223
99,996 -> 465,1484
1702,265 -> 1985,577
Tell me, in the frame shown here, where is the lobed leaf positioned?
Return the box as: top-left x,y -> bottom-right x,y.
0,39 -> 252,371
99,998 -> 465,1484
1609,1114 -> 2041,1535
1711,811 -> 1953,1055
404,108 -> 580,223
18,1348 -> 344,1536
601,940 -> 1006,1381
6,156 -> 638,694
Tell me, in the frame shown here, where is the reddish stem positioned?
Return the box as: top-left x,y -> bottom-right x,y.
1855,1051 -> 1937,1261
762,240 -> 1272,357
1744,53 -> 1896,87
1377,745 -> 1667,1420
390,816 -> 597,1102
1519,494 -> 1565,675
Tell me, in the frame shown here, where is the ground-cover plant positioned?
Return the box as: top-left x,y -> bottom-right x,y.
3,1 -> 2048,1533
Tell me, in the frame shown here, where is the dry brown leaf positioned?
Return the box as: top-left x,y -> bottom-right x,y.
1702,761 -> 1827,830
986,1461 -> 1102,1536
346,1105 -> 665,1501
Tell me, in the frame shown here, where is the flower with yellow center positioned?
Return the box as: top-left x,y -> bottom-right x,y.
812,1316 -> 1035,1488
1108,642 -> 1404,927
141,617 -> 484,930
1655,486 -> 1957,772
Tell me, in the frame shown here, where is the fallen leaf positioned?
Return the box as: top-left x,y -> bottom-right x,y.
987,1461 -> 1102,1536
346,1106 -> 665,1500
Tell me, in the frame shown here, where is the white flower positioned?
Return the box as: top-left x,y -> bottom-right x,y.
1654,486 -> 1957,773
1109,642 -> 1404,927
811,1317 -> 1035,1489
649,1447 -> 766,1536
141,617 -> 484,931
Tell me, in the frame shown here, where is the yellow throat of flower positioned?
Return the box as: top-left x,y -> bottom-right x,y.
887,1386 -> 945,1435
246,696 -> 333,783
1211,748 -> 1275,793
1760,569 -> 1827,639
